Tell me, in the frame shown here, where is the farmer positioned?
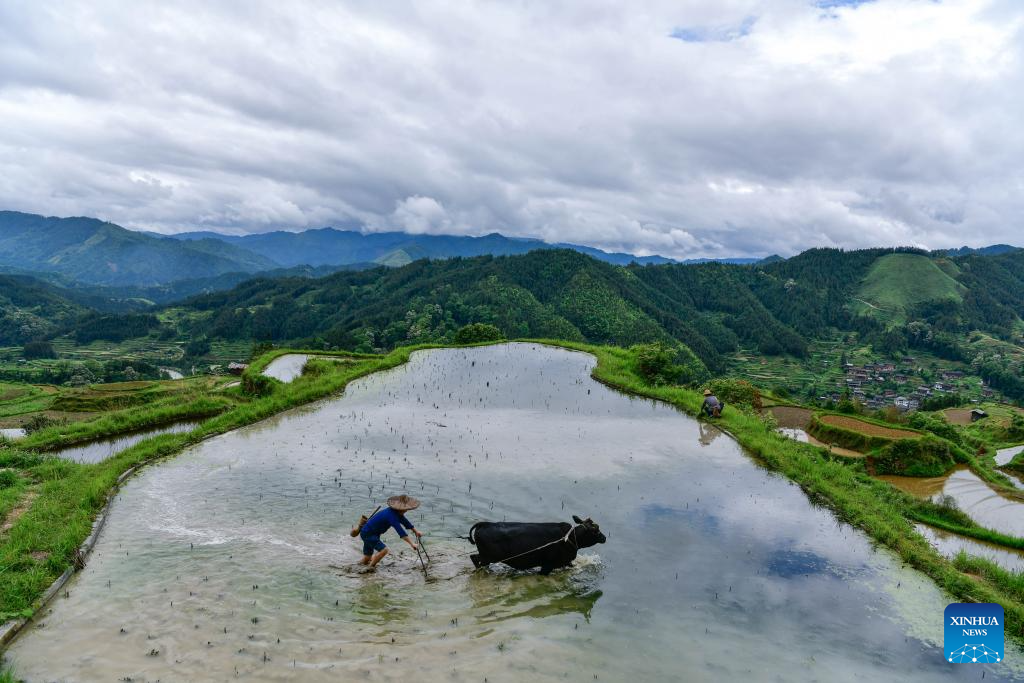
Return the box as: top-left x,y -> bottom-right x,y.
701,389 -> 724,418
358,494 -> 424,571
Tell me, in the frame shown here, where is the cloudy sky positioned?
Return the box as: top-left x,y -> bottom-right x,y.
1,1 -> 1022,259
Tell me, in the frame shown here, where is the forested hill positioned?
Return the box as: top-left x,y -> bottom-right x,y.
173,247 -> 1024,373
0,211 -> 276,286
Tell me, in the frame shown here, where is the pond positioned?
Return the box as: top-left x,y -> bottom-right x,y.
8,344 -> 1021,681
47,420 -> 201,464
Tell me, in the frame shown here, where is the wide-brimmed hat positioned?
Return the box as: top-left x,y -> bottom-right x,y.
703,389 -> 712,396
387,494 -> 420,512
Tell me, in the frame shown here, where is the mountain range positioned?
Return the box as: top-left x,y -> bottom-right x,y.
0,210 -> 767,289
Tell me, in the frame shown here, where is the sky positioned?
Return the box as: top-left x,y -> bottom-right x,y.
1,0 -> 1022,259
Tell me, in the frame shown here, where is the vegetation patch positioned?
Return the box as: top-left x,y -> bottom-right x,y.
869,435 -> 963,477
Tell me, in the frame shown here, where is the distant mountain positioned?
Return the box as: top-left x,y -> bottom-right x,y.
0,211 -> 277,286
165,227 -> 681,268
940,244 -> 1020,257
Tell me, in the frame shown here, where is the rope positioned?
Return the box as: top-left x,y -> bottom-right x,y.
487,525 -> 579,566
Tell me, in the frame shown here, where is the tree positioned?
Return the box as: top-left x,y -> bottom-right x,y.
453,323 -> 505,345
185,336 -> 211,357
22,340 -> 56,359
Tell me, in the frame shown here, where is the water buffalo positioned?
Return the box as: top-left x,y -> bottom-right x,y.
469,515 -> 606,575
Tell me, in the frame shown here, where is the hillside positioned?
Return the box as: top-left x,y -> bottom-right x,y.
853,253 -> 965,325
0,274 -> 89,344
0,211 -> 277,286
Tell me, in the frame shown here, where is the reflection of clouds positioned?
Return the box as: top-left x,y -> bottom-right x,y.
9,344 -> 999,682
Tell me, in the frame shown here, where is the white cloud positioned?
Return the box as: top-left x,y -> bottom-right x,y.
0,0 -> 1022,258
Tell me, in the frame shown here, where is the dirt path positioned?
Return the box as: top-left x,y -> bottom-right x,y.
1,490 -> 38,534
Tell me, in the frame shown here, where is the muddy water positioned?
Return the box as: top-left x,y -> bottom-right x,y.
881,466 -> 1024,538
261,353 -> 309,382
9,344 -> 1021,681
777,427 -> 865,458
48,421 -> 200,464
916,524 -> 1024,572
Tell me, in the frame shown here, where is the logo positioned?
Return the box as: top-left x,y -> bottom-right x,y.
945,603 -> 1004,663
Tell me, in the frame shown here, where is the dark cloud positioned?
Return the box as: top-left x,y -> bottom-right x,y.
0,0 -> 1022,258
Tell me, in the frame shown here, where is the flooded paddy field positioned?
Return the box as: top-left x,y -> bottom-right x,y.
916,524 -> 1024,572
262,354 -> 356,383
8,344 -> 1022,681
881,466 -> 1024,538
997,445 -> 1024,467
44,420 -> 201,464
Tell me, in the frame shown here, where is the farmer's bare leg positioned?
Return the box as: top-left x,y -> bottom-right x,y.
358,554 -> 371,565
368,547 -> 389,567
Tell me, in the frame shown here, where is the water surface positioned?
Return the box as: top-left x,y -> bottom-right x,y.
9,344 -> 1020,681
916,524 -> 1024,572
997,445 -> 1024,467
47,421 -> 200,464
261,354 -> 309,382
881,466 -> 1024,538
0,427 -> 26,440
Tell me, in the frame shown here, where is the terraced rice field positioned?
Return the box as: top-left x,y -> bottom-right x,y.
818,415 -> 919,440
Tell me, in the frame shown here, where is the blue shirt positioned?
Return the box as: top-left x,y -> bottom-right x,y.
363,507 -> 414,538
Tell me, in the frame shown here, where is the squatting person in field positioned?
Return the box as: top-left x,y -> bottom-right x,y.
358,495 -> 424,571
701,388 -> 724,418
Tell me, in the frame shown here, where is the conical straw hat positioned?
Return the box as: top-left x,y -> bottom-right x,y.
387,494 -> 420,512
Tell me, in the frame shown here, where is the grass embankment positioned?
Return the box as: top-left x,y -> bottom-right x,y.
0,347 -> 416,623
537,340 -> 1024,641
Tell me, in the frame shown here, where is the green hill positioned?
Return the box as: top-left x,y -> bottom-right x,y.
0,275 -> 89,344
852,253 -> 965,325
0,211 -> 278,286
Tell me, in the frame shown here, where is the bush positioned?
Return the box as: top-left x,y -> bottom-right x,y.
249,341 -> 275,361
909,412 -> 963,446
702,378 -> 761,411
453,323 -> 505,345
243,373 -> 275,397
185,336 -> 212,357
632,342 -> 679,386
870,435 -> 961,477
23,414 -> 67,435
0,469 -> 17,489
22,340 -> 56,359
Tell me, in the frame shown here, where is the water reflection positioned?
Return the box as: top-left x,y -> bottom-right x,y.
47,420 -> 200,463
997,445 -> 1024,467
916,524 -> 1024,572
261,353 -> 309,382
698,422 -> 723,446
9,344 -> 1021,681
882,466 -> 1024,538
